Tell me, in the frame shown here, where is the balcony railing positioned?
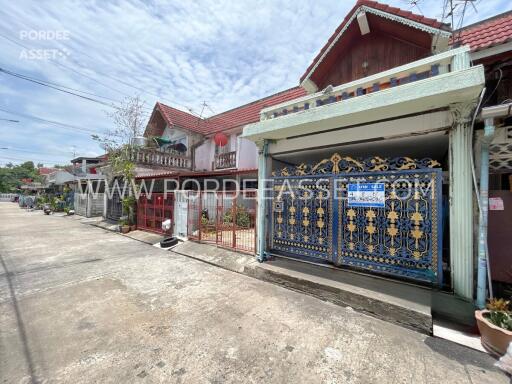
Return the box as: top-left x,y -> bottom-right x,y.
260,46 -> 471,121
133,148 -> 191,169
215,151 -> 236,169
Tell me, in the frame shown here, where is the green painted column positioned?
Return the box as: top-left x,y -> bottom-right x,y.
449,102 -> 476,300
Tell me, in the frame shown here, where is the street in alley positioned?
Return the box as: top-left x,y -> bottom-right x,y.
0,203 -> 506,383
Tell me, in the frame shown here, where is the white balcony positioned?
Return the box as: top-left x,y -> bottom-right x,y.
133,148 -> 191,169
214,151 -> 237,169
243,46 -> 485,142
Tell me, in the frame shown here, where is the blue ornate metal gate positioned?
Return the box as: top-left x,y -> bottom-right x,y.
270,154 -> 443,284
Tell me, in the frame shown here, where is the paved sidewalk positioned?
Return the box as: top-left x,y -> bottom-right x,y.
0,203 -> 507,383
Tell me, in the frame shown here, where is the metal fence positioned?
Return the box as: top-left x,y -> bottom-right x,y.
137,193 -> 174,234
0,193 -> 17,202
187,190 -> 257,254
106,189 -> 122,221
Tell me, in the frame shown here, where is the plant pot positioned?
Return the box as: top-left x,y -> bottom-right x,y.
120,225 -> 130,234
130,225 -> 137,231
475,310 -> 512,356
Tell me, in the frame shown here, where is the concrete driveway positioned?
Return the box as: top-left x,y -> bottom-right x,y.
0,203 -> 507,383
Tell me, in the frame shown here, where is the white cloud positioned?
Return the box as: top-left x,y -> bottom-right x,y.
0,0 -> 509,165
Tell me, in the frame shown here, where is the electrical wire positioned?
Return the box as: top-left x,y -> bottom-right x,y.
482,68 -> 503,106
0,31 -> 137,99
0,155 -> 66,163
0,107 -> 103,135
0,67 -> 113,108
0,67 -> 152,115
0,66 -> 120,103
0,29 -> 202,119
433,0 -> 449,49
0,146 -> 74,156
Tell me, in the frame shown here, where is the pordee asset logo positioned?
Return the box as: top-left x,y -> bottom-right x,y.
18,30 -> 71,60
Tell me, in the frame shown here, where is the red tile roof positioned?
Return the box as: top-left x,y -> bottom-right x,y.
154,87 -> 306,135
38,167 -> 58,175
300,0 -> 449,83
157,102 -> 203,134
454,10 -> 512,52
205,87 -> 306,134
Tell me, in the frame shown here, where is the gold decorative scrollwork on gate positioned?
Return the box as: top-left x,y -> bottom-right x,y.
273,153 -> 441,176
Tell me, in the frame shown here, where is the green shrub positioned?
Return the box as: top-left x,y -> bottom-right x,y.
485,298 -> 512,331
122,195 -> 137,225
223,204 -> 251,228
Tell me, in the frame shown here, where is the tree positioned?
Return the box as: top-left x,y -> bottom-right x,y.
92,96 -> 146,152
0,162 -> 42,192
21,161 -> 35,170
92,96 -> 147,225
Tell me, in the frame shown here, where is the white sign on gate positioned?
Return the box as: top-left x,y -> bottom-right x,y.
347,183 -> 385,208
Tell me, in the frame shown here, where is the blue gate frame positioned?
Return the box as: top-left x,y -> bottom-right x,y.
270,155 -> 443,285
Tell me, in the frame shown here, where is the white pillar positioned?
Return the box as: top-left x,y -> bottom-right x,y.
256,140 -> 269,260
449,102 -> 476,300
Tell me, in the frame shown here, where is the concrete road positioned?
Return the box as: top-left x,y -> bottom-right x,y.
0,203 -> 507,383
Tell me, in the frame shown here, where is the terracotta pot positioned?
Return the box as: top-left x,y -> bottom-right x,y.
475,310 -> 512,356
121,225 -> 130,234
130,225 -> 137,231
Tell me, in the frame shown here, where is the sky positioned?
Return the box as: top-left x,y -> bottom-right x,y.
0,0 -> 510,167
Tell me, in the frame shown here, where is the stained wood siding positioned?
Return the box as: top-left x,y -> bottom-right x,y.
317,32 -> 430,89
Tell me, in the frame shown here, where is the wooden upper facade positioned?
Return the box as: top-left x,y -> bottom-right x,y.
300,0 -> 451,93
314,16 -> 433,89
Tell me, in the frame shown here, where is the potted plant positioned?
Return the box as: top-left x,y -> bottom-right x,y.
122,195 -> 137,231
118,217 -> 130,234
476,298 -> 512,356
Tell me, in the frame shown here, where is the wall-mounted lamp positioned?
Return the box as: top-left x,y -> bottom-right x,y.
362,61 -> 369,75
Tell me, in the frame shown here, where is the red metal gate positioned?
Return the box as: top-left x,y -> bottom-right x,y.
137,193 -> 174,234
187,190 -> 257,254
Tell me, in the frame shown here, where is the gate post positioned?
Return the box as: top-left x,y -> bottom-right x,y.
256,139 -> 269,261
449,102 -> 476,300
232,198 -> 237,249
198,191 -> 202,242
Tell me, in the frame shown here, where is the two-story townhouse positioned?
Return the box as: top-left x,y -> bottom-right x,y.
133,89 -> 305,244
238,0 -> 511,326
